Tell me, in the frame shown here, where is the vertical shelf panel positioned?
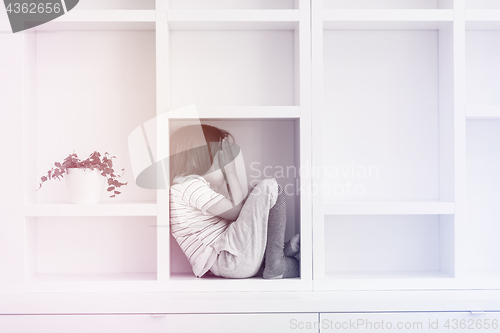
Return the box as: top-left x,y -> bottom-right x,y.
311,0 -> 326,281
296,0 -> 312,281
23,31 -> 38,282
157,0 -> 170,281
452,0 -> 466,280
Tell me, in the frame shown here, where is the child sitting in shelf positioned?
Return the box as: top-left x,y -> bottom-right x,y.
169,124 -> 300,279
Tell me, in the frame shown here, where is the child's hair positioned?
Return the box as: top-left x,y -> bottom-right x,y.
170,124 -> 234,184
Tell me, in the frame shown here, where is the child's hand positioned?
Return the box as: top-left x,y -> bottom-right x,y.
218,138 -> 237,177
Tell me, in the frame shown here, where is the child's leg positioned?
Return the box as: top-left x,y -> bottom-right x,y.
263,185 -> 299,279
210,178 -> 278,279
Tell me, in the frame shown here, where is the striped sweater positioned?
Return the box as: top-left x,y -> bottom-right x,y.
169,176 -> 230,277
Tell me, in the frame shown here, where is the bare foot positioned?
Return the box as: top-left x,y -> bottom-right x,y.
284,234 -> 300,257
263,256 -> 299,279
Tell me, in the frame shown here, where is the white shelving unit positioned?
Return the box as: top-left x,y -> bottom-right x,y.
2,0 -> 499,303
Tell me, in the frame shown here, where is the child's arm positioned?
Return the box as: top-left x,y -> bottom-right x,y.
206,139 -> 245,221
207,173 -> 244,221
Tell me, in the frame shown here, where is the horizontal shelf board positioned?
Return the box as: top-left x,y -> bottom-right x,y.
466,9 -> 500,21
3,290 -> 500,314
168,21 -> 298,30
28,273 -> 157,282
324,21 -> 450,30
315,272 -> 458,290
35,10 -> 155,30
466,22 -> 500,30
323,9 -> 453,30
168,273 -> 311,292
466,271 -> 500,279
35,22 -> 155,31
323,201 -> 455,215
465,10 -> 500,30
325,271 -> 453,280
324,9 -> 453,21
24,203 -> 157,217
167,10 -> 300,30
167,106 -> 300,119
57,10 -> 155,22
466,105 -> 500,119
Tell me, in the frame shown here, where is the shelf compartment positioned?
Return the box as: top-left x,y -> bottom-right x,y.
167,10 -> 300,30
25,217 -> 157,281
466,120 -> 500,278
324,201 -> 455,215
320,29 -> 452,202
169,119 -> 302,282
321,214 -> 455,289
466,31 -> 500,105
170,30 -> 296,108
323,9 -> 453,30
167,106 -> 300,119
466,105 -> 500,119
31,30 -> 156,205
35,10 -> 156,31
24,203 -> 157,217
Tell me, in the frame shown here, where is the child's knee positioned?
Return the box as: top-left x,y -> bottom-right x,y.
254,178 -> 277,194
251,178 -> 279,206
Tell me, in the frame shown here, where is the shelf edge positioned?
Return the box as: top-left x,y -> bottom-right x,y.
466,105 -> 500,120
24,203 -> 158,217
167,106 -> 301,119
323,9 -> 454,22
323,201 -> 455,215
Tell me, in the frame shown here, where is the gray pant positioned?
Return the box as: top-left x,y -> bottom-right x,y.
210,178 -> 278,278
